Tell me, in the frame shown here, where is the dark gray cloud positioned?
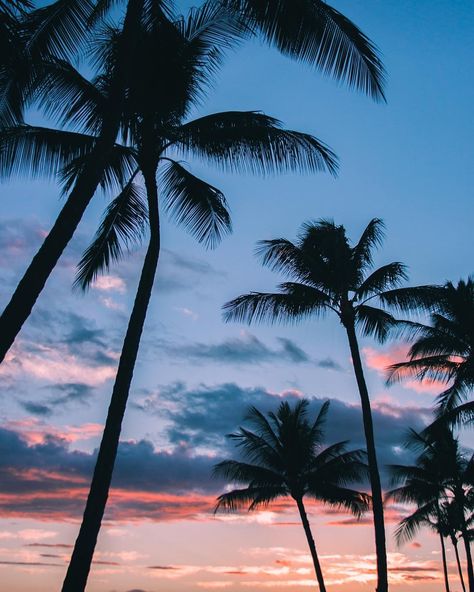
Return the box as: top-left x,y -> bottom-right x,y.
137,382 -> 431,473
21,383 -> 95,417
1,382 -> 433,522
158,333 -> 341,370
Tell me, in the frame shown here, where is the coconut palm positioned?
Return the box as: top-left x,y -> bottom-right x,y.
387,426 -> 474,592
214,399 -> 370,592
387,278 -> 474,425
0,0 -> 386,364
222,218 -> 441,592
54,6 -> 338,591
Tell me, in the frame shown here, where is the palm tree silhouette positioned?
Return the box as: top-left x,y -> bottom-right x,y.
387,426 -> 474,592
387,278 -> 474,424
0,0 -> 386,364
214,399 -> 370,592
58,6 -> 338,591
222,218 -> 436,592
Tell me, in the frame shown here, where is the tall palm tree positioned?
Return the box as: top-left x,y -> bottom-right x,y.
0,0 -> 386,364
387,426 -> 474,592
222,218 -> 438,592
56,6 -> 338,591
214,399 -> 370,592
387,278 -> 474,424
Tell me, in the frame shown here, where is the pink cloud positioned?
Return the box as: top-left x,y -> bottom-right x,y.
363,346 -> 447,394
0,343 -> 116,386
4,418 -> 103,445
92,275 -> 126,293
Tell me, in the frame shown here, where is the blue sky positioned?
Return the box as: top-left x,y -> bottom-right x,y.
0,1 -> 473,590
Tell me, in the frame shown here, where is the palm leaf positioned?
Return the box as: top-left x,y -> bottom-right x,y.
74,178 -> 147,290
223,283 -> 332,325
356,305 -> 397,343
176,111 -> 338,176
221,0 -> 385,101
0,124 -> 95,179
160,159 -> 231,249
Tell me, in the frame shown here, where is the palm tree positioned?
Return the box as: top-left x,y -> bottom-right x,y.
214,399 -> 370,592
387,278 -> 474,424
387,426 -> 474,592
57,6 -> 338,591
222,218 -> 440,592
0,0 -> 386,364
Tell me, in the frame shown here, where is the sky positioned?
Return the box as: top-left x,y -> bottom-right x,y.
0,0 -> 473,591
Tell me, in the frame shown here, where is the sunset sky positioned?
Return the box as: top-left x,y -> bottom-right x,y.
0,1 -> 473,591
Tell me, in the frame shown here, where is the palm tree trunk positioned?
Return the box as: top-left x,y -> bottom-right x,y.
61,165 -> 160,592
0,0 -> 143,365
453,539 -> 466,592
440,533 -> 451,592
345,322 -> 388,592
295,497 -> 327,592
460,524 -> 474,592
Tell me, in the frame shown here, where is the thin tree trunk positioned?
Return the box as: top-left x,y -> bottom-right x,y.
61,165 -> 160,592
345,323 -> 388,592
460,524 -> 474,592
453,539 -> 466,592
440,533 -> 451,592
0,0 -> 143,365
295,497 -> 327,592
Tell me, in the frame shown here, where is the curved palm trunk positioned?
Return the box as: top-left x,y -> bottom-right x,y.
0,0 -> 143,365
440,533 -> 451,592
61,166 -> 160,592
452,538 -> 467,592
295,497 -> 327,592
345,323 -> 388,592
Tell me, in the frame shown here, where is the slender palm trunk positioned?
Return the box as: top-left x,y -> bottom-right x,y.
452,538 -> 467,592
0,0 -> 143,365
295,497 -> 327,592
440,533 -> 451,592
460,523 -> 474,592
61,165 -> 160,592
345,322 -> 388,592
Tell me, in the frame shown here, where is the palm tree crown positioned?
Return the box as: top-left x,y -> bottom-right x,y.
214,399 -> 369,592
214,399 -> 369,512
387,278 -> 474,421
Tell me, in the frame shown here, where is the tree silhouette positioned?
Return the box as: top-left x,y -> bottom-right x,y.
0,0 -> 386,365
50,6 -> 338,591
214,399 -> 369,592
387,278 -> 474,425
387,426 -> 474,592
222,218 -> 439,592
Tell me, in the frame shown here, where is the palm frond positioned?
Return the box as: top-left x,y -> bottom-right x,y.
215,485 -> 286,513
160,159 -> 231,249
176,111 -> 338,176
74,178 -> 147,290
0,124 -> 95,180
356,305 -> 397,343
24,0 -> 94,60
213,459 -> 283,487
351,218 -> 385,268
380,285 -> 445,314
221,0 -> 385,101
223,283 -> 332,326
59,143 -> 138,194
394,504 -> 433,546
356,262 -> 408,301
255,238 -> 315,284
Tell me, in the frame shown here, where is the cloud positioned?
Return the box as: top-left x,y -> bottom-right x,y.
172,333 -> 311,366
92,275 -> 126,293
363,346 -> 447,394
155,332 -> 341,370
134,382 -> 432,471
